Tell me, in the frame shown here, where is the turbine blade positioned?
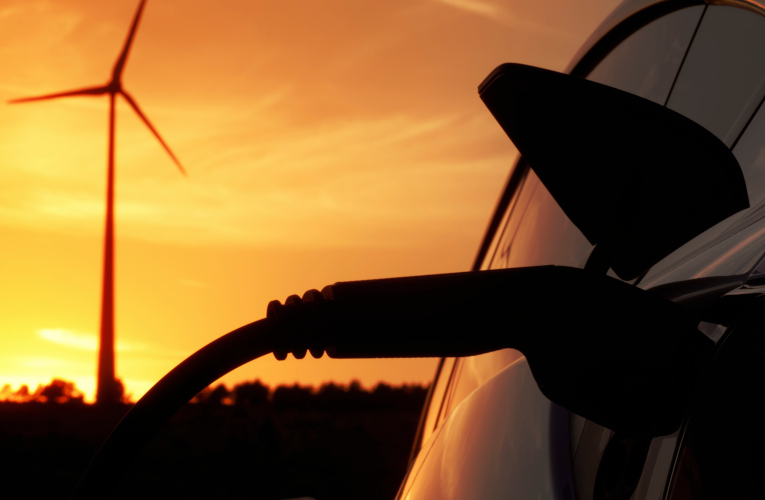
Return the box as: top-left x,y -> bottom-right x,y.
120,90 -> 186,175
112,0 -> 147,81
8,85 -> 109,104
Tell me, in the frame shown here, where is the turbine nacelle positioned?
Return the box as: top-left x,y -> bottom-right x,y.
107,80 -> 122,95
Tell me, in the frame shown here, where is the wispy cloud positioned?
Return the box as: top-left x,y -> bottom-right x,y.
38,329 -> 97,351
0,6 -> 22,20
434,0 -> 571,36
38,328 -> 139,352
37,328 -> 189,359
436,0 -> 500,18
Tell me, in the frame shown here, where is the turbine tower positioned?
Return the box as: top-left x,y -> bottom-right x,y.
9,0 -> 185,404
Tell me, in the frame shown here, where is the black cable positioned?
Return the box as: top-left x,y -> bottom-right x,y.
70,318 -> 279,500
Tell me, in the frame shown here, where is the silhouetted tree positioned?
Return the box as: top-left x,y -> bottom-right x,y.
377,383 -> 429,411
272,383 -> 314,410
233,379 -> 269,405
192,383 -> 233,405
209,384 -> 231,405
347,379 -> 365,399
0,384 -> 13,402
315,382 -> 346,405
37,379 -> 84,404
15,384 -> 31,402
0,380 -> 90,404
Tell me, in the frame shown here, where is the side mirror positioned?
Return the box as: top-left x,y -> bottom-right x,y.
479,63 -> 749,280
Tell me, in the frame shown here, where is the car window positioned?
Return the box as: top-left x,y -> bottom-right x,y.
481,164 -> 525,271
488,169 -> 592,270
419,357 -> 455,447
667,6 -> 765,146
587,6 -> 703,104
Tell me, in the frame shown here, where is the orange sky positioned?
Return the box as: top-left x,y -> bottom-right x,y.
0,0 -> 617,401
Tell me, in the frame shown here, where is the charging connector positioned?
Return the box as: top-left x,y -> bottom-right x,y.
71,265 -> 710,500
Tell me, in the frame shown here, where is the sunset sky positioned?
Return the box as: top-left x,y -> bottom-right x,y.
0,0 -> 617,401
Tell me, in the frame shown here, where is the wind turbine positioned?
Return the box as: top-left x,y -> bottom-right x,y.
9,0 -> 186,404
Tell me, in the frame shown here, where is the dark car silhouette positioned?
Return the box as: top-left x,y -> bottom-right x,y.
399,2 -> 765,498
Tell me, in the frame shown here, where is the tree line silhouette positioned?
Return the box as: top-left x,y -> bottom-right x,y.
0,378 -> 86,404
0,377 -> 426,411
0,378 -> 428,499
195,379 -> 427,412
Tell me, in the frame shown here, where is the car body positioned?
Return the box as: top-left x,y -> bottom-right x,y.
398,1 -> 765,498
